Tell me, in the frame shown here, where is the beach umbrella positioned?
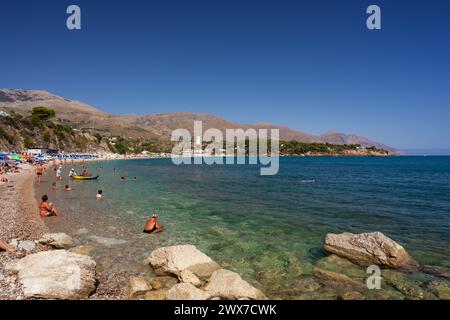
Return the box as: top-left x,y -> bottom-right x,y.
0,153 -> 7,159
9,154 -> 21,160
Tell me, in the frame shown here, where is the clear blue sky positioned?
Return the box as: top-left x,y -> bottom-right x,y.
1,0 -> 449,152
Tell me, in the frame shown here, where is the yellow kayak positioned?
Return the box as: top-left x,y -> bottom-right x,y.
72,175 -> 99,180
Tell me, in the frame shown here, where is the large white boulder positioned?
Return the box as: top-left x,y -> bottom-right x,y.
324,232 -> 419,271
206,269 -> 267,300
6,250 -> 97,299
145,245 -> 220,279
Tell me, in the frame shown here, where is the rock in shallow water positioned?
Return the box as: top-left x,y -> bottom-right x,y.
382,270 -> 437,300
88,235 -> 127,246
39,233 -> 74,249
421,265 -> 450,279
70,245 -> 94,256
206,269 -> 267,300
6,250 -> 97,299
324,232 -> 419,272
313,267 -> 365,291
426,280 -> 450,300
145,245 -> 220,279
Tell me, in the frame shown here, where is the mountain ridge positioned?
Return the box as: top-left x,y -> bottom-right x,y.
0,89 -> 401,154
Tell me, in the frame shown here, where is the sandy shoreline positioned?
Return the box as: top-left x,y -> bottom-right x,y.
0,165 -> 47,241
0,165 -> 49,299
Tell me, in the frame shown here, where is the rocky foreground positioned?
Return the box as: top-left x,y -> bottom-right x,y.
3,238 -> 267,300
1,230 -> 449,300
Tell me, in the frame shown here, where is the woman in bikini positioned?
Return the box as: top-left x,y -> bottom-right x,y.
39,195 -> 59,217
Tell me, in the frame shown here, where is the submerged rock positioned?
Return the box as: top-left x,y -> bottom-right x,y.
339,291 -> 365,300
421,265 -> 450,279
70,245 -> 94,256
39,233 -> 74,249
166,283 -> 210,300
382,270 -> 436,300
145,245 -> 220,279
206,269 -> 267,300
75,228 -> 90,235
126,276 -> 152,298
426,280 -> 450,300
6,250 -> 96,299
316,254 -> 366,280
271,278 -> 322,299
313,267 -> 365,291
324,232 -> 419,272
89,235 -> 127,246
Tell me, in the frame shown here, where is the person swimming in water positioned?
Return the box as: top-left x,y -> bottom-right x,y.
96,189 -> 103,199
39,194 -> 59,217
69,168 -> 76,178
65,185 -> 72,191
56,166 -> 62,181
144,213 -> 164,234
120,176 -> 125,182
51,182 -> 57,190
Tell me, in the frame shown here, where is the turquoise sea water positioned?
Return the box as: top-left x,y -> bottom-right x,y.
38,157 -> 450,299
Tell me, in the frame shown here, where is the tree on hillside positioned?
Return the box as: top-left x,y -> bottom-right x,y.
31,107 -> 56,121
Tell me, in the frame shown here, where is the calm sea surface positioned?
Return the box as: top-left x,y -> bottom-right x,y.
37,156 -> 450,299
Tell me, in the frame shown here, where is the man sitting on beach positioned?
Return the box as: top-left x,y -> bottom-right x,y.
39,194 -> 59,217
144,213 -> 164,234
0,240 -> 15,253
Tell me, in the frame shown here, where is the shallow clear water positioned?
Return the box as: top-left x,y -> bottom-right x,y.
37,157 -> 450,298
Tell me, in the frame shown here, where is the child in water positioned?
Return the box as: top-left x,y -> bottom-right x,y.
96,190 -> 103,200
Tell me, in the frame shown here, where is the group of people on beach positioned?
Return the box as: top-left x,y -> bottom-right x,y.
34,160 -> 164,233
0,162 -> 164,254
0,162 -> 20,183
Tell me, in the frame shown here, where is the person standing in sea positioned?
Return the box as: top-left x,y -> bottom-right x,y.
56,166 -> 62,181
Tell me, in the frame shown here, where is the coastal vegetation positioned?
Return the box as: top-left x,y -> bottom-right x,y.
0,107 -> 390,156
